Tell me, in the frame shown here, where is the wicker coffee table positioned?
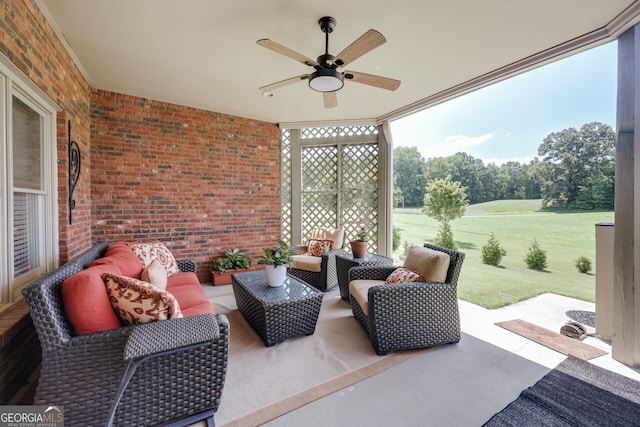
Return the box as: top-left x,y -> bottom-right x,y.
231,270 -> 324,347
336,253 -> 394,300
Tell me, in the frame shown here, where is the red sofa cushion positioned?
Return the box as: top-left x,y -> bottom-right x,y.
89,241 -> 143,279
64,244 -> 211,335
167,273 -> 214,316
62,264 -> 123,335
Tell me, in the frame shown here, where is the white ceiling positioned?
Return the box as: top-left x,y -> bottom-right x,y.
37,0 -> 640,125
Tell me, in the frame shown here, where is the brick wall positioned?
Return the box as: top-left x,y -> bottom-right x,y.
0,0 -> 283,403
0,0 -> 93,262
0,0 -> 92,404
91,90 -> 282,281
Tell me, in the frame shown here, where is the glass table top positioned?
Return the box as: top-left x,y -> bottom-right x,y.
232,270 -> 321,302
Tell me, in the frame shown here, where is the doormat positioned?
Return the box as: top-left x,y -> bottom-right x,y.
495,319 -> 607,360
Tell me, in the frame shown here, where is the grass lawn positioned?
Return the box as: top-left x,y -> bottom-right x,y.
392,200 -> 614,309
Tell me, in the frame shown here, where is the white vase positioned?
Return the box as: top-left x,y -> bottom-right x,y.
264,264 -> 287,287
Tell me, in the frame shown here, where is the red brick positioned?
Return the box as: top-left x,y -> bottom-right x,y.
0,0 -> 283,402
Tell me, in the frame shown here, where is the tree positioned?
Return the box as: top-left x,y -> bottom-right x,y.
481,232 -> 507,266
537,122 -> 615,209
524,239 -> 547,270
422,176 -> 469,249
500,161 -> 528,199
424,153 -> 489,203
393,146 -> 426,207
523,159 -> 543,200
392,225 -> 402,252
574,171 -> 614,210
392,175 -> 404,208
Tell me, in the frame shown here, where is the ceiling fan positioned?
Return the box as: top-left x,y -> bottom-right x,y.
257,16 -> 401,108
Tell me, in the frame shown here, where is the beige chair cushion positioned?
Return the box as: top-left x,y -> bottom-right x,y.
309,227 -> 344,250
290,254 -> 322,273
403,246 -> 450,283
349,279 -> 385,316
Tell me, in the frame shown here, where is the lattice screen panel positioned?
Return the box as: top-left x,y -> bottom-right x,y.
301,145 -> 338,238
301,192 -> 338,239
301,125 -> 378,139
301,127 -> 339,139
280,129 -> 292,243
283,124 -> 380,251
341,143 -> 379,252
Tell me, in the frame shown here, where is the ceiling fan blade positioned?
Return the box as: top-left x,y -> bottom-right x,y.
257,39 -> 318,67
323,92 -> 337,108
334,29 -> 386,67
259,75 -> 309,93
346,71 -> 401,91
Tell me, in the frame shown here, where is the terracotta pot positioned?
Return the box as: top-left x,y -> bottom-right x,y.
211,267 -> 254,286
350,241 -> 368,258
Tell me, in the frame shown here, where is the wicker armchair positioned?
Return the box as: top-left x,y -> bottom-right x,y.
21,242 -> 229,427
348,244 -> 465,355
287,227 -> 346,291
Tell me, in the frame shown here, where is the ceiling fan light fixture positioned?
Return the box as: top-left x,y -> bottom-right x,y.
309,68 -> 344,92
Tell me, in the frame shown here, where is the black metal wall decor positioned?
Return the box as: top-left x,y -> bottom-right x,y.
68,121 -> 81,225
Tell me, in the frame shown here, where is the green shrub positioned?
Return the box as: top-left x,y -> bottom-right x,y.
433,222 -> 457,249
403,241 -> 410,256
524,239 -> 547,271
481,232 -> 507,266
392,225 -> 402,252
575,256 -> 592,274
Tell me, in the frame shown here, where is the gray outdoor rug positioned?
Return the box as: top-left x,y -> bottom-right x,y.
483,356 -> 640,426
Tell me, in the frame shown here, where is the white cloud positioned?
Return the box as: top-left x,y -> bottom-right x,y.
444,133 -> 494,148
482,156 -> 535,166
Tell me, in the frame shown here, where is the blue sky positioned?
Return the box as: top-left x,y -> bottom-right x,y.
389,41 -> 617,166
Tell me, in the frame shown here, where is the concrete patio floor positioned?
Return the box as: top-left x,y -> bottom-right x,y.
12,290 -> 640,426
265,291 -> 640,426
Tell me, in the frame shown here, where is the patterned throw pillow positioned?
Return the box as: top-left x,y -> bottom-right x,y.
102,273 -> 182,325
385,267 -> 426,284
141,259 -> 168,290
129,242 -> 180,277
307,239 -> 333,257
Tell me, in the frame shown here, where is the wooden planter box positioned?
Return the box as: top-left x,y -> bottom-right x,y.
211,268 -> 255,286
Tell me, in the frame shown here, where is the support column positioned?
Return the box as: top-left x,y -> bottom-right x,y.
613,24 -> 640,367
378,122 -> 393,257
595,222 -> 614,342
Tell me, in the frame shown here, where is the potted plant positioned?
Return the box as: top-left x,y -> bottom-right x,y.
209,248 -> 253,286
350,225 -> 368,258
257,240 -> 294,287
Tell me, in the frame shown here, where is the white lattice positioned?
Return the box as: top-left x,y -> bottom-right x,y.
280,129 -> 292,243
283,125 -> 380,252
302,146 -> 338,236
340,143 -> 379,248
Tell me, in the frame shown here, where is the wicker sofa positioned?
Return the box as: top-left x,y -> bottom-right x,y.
348,244 -> 465,355
21,242 -> 229,427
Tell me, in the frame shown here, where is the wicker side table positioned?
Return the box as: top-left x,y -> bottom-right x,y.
336,253 -> 394,300
232,270 -> 324,347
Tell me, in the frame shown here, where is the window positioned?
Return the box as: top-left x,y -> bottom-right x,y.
0,54 -> 58,307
